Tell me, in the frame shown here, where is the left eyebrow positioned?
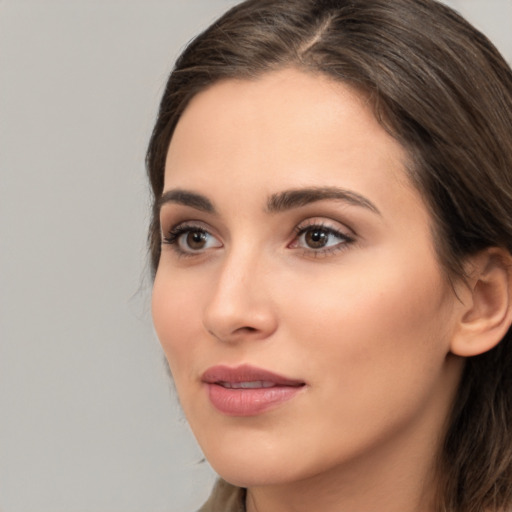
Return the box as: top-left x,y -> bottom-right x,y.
266,186 -> 381,215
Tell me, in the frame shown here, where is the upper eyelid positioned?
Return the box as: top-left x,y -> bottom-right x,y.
161,219 -> 212,235
294,223 -> 355,243
162,217 -> 355,236
295,225 -> 353,238
294,217 -> 356,236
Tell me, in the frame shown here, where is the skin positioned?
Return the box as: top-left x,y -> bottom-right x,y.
152,68 -> 466,512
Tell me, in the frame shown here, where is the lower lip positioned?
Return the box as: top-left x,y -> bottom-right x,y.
205,383 -> 304,416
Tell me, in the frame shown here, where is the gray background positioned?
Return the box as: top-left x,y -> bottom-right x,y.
1,1 -> 511,511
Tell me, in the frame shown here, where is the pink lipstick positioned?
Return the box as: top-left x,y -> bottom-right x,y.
202,364 -> 305,416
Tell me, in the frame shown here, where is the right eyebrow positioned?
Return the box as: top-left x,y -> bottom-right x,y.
158,189 -> 216,213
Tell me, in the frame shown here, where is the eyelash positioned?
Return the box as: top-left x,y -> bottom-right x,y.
162,221 -> 355,257
292,221 -> 355,257
162,222 -> 217,257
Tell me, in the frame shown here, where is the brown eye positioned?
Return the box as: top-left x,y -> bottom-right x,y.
170,226 -> 222,254
304,228 -> 329,249
163,224 -> 222,254
292,223 -> 354,254
185,230 -> 208,250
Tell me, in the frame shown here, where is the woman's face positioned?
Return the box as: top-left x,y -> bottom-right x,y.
152,69 -> 464,488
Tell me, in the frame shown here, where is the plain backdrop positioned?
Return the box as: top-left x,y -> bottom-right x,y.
1,1 -> 511,511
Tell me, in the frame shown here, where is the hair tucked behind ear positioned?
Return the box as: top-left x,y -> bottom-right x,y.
146,1 -> 512,510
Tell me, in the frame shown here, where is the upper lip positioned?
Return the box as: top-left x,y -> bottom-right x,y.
202,364 -> 305,387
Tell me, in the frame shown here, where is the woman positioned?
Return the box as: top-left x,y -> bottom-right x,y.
148,1 -> 512,511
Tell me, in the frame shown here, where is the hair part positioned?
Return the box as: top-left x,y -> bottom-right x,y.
146,1 -> 512,510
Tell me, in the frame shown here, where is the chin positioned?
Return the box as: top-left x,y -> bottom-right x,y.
196,431 -> 303,487
198,431 -> 336,490
210,459 -> 300,489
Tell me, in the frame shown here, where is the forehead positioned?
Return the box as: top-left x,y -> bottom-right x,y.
164,68 -> 420,216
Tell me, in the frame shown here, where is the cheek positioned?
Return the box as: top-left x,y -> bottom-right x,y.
268,255 -> 457,466
281,249 -> 454,393
151,269 -> 204,379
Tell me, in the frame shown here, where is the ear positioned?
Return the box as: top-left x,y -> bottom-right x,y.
450,248 -> 512,357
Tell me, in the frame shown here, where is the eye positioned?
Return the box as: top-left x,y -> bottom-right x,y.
163,224 -> 222,255
301,227 -> 334,249
291,222 -> 354,254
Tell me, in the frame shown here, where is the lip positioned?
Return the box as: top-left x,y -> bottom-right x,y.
202,364 -> 306,416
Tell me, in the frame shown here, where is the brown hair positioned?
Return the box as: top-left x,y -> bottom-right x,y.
146,1 -> 512,510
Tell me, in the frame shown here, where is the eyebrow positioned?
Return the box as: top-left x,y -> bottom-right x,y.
266,187 -> 381,215
158,186 -> 380,216
158,189 -> 216,213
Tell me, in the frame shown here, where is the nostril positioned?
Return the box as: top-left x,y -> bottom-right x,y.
237,326 -> 257,334
203,297 -> 278,342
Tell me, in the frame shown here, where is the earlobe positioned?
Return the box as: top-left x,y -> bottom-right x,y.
450,248 -> 512,357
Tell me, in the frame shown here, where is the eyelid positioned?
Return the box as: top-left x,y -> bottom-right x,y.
161,220 -> 223,256
160,216 -> 356,259
293,217 -> 356,240
161,219 -> 207,241
289,218 -> 356,256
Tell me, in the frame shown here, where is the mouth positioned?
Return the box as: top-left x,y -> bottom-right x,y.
216,380 -> 277,389
201,364 -> 306,416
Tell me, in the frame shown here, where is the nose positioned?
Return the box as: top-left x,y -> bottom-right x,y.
202,250 -> 278,344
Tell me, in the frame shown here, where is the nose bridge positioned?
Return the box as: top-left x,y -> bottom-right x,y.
203,240 -> 276,342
